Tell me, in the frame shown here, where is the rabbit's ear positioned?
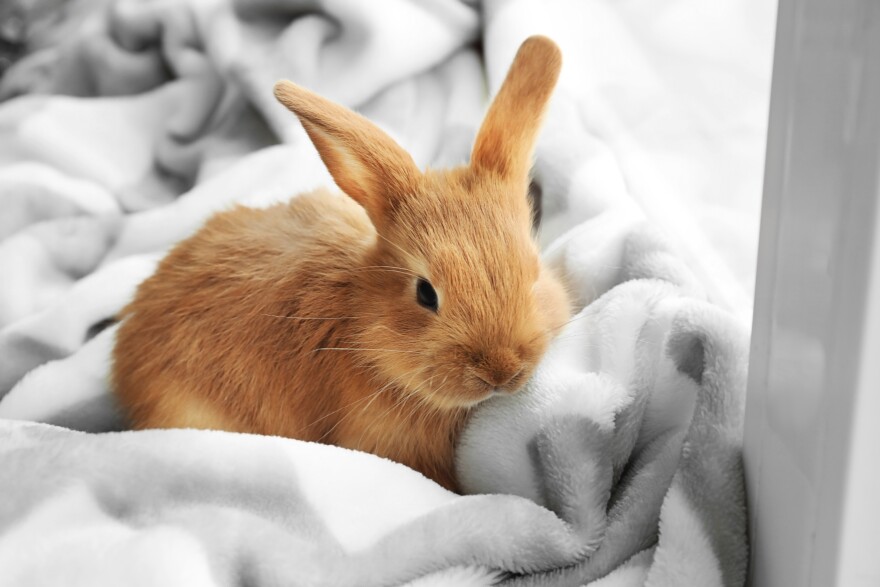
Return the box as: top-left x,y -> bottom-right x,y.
471,36 -> 561,182
274,81 -> 420,228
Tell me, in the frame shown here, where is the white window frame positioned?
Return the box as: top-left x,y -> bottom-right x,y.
743,0 -> 880,585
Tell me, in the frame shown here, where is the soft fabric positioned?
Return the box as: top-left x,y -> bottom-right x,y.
0,0 -> 773,585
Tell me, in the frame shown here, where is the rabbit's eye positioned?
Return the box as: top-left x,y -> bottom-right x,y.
416,278 -> 439,313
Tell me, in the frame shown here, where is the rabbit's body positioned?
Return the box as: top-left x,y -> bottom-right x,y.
114,189 -> 467,488
113,37 -> 569,491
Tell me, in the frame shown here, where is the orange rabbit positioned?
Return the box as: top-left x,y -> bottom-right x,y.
112,36 -> 570,491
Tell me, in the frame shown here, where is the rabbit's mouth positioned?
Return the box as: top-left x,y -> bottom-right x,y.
431,376 -> 526,410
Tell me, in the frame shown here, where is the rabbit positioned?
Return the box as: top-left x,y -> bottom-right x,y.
111,36 -> 570,492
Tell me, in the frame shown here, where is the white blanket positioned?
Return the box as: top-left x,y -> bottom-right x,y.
0,0 -> 774,585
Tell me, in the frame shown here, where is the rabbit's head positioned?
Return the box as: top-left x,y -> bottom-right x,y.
274,36 -> 570,409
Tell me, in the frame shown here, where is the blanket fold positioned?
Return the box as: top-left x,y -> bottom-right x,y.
0,0 -> 771,585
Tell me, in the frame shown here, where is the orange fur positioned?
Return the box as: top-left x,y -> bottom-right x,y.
112,36 -> 570,491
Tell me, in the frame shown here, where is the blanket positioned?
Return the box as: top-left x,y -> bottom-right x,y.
0,0 -> 773,585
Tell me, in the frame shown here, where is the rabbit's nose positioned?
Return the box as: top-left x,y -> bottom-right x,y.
474,349 -> 523,388
475,368 -> 522,388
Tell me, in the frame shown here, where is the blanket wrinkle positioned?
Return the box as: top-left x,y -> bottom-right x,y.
531,416 -> 613,552
458,275 -> 727,586
0,162 -> 120,240
0,0 -> 771,585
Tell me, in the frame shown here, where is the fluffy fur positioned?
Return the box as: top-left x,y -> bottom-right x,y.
111,36 -> 570,491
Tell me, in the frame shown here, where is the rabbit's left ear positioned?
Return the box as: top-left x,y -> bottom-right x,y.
471,36 -> 562,182
274,80 -> 420,230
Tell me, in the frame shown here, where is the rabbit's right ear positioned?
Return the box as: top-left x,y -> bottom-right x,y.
471,36 -> 561,183
274,81 -> 420,229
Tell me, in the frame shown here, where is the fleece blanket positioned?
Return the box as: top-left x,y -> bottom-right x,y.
0,0 -> 774,585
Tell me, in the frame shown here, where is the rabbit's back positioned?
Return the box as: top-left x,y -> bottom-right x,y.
112,188 -> 374,434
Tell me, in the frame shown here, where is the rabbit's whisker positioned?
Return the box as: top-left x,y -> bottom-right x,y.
311,347 -> 426,355
559,311 -> 595,328
360,378 -> 398,414
262,314 -> 355,321
352,265 -> 418,274
356,371 -> 421,449
376,234 -> 420,265
307,375 -> 403,440
298,385 -> 385,434
404,378 -> 449,424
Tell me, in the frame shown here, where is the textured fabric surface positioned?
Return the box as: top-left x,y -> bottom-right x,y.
0,0 -> 773,585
